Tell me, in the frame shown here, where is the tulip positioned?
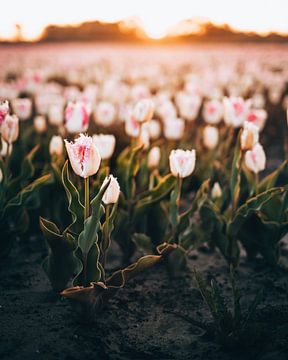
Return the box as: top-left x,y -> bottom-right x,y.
176,92 -> 201,122
101,175 -> 120,205
241,122 -> 259,150
1,115 -> 19,144
246,109 -> 267,131
211,182 -> 222,199
223,97 -> 251,128
65,101 -> 90,134
94,101 -> 116,127
148,119 -> 161,140
169,149 -> 196,178
49,135 -> 63,157
93,134 -> 116,160
0,100 -> 9,125
0,138 -> 12,157
12,98 -> 32,121
245,143 -> 266,174
157,100 -> 177,121
64,134 -> 101,178
164,118 -> 185,141
148,146 -> 161,169
34,115 -> 47,134
203,99 -> 223,124
125,111 -> 141,138
203,126 -> 219,150
132,99 -> 154,123
48,104 -> 64,126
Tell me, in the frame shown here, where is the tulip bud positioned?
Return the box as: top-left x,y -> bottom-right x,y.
1,138 -> 12,157
211,182 -> 222,199
148,119 -> 161,140
223,97 -> 251,128
169,149 -> 196,178
203,99 -> 223,124
93,134 -> 116,160
65,101 -> 90,134
176,92 -> 201,122
245,143 -> 266,174
102,175 -> 120,205
94,101 -> 116,127
241,122 -> 259,150
203,126 -> 219,150
246,109 -> 267,131
12,98 -> 32,121
133,99 -> 154,123
1,115 -> 19,144
0,100 -> 9,125
125,111 -> 141,138
49,135 -> 63,157
139,123 -> 150,150
48,104 -> 64,126
65,134 -> 101,178
148,146 -> 161,169
164,118 -> 185,140
34,115 -> 47,134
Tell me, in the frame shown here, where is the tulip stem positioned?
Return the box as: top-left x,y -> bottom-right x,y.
84,177 -> 90,221
177,176 -> 183,209
255,172 -> 259,195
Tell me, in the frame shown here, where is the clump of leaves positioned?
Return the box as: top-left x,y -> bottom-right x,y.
188,267 -> 263,348
0,145 -> 51,258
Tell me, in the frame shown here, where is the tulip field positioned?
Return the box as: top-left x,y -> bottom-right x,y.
0,43 -> 288,359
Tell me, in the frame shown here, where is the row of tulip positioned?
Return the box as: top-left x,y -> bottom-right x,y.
1,86 -> 286,317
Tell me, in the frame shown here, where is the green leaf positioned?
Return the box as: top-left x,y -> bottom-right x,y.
132,233 -> 154,254
40,217 -> 82,291
133,174 -> 176,220
230,131 -> 243,212
106,254 -> 163,288
259,160 -> 288,192
62,161 -> 84,235
76,178 -> 111,284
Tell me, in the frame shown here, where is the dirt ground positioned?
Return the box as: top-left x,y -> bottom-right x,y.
1,234 -> 288,360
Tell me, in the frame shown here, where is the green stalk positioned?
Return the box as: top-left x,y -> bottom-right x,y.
84,177 -> 90,221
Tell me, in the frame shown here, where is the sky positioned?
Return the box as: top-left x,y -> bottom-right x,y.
0,0 -> 288,40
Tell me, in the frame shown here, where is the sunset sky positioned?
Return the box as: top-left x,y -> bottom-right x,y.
0,0 -> 288,40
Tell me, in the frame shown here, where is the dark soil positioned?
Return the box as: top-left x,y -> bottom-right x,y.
1,234 -> 288,360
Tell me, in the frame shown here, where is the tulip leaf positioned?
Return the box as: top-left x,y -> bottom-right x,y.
40,217 -> 82,291
132,233 -> 154,254
258,160 -> 288,192
62,161 -> 84,235
230,131 -> 242,212
76,178 -> 111,285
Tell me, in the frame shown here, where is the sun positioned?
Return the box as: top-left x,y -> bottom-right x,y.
141,19 -> 169,39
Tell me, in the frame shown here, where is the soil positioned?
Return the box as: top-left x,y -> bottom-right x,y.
1,234 -> 288,360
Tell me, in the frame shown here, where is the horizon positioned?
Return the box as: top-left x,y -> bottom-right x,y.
1,0 -> 288,41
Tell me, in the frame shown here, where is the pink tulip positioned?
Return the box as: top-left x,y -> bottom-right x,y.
133,99 -> 154,123
93,134 -> 116,160
246,109 -> 267,131
241,122 -> 259,150
169,149 -> 196,178
245,143 -> 266,174
203,99 -> 223,124
64,134 -> 101,178
65,101 -> 90,134
0,100 -> 9,125
12,98 -> 32,121
101,175 -> 120,205
125,110 -> 141,138
164,118 -> 185,140
203,126 -> 219,150
94,101 -> 116,127
1,114 -> 19,143
223,97 -> 251,128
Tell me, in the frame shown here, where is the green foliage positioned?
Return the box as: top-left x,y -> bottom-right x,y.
190,268 -> 263,347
